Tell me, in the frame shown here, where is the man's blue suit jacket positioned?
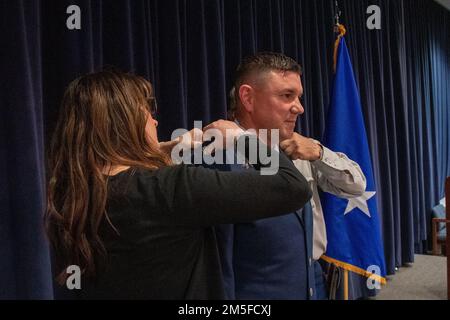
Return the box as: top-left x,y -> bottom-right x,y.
214,162 -> 315,300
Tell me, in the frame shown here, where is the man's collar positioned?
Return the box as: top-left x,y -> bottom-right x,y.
234,118 -> 278,148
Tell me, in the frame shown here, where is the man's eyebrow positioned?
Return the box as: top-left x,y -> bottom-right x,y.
280,89 -> 297,94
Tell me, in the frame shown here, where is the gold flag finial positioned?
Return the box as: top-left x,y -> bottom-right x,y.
333,24 -> 347,73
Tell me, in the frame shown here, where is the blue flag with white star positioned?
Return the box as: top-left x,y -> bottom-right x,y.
321,35 -> 386,284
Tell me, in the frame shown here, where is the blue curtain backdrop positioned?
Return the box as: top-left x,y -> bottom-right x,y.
1,0 -> 449,299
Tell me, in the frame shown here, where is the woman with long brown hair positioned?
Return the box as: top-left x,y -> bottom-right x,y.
45,70 -> 311,299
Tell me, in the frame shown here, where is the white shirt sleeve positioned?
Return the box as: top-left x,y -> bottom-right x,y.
310,145 -> 367,198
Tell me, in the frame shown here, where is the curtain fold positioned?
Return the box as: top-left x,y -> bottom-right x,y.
1,0 -> 53,299
1,0 -> 449,298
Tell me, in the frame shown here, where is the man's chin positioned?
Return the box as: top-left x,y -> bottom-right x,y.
280,129 -> 294,142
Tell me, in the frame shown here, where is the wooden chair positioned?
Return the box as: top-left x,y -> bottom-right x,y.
432,204 -> 447,255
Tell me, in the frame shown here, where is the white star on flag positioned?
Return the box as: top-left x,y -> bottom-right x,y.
344,191 -> 376,217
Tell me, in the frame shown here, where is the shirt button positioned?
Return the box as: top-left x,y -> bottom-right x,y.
310,288 -> 314,297
309,257 -> 312,266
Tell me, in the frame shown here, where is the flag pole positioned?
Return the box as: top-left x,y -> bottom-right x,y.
343,269 -> 349,300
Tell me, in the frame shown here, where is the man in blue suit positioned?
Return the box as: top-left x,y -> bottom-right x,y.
216,52 -> 366,300
215,52 -> 315,300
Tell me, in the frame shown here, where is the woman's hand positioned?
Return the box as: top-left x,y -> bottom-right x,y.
159,128 -> 203,155
202,120 -> 244,155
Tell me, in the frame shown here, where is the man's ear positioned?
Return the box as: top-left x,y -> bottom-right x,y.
238,85 -> 254,113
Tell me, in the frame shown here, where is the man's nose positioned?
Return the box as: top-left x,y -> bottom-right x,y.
154,119 -> 159,127
291,98 -> 304,114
